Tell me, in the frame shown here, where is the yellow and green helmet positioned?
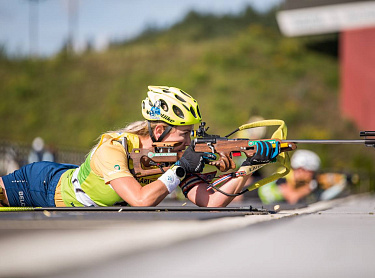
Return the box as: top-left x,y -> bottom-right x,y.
142,86 -> 202,126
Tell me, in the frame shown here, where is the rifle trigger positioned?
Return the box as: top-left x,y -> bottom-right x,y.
207,142 -> 215,153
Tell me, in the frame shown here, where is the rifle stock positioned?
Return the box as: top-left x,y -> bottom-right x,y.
130,141 -> 183,177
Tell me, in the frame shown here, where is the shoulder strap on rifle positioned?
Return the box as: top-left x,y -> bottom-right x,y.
239,119 -> 291,191
117,136 -> 136,176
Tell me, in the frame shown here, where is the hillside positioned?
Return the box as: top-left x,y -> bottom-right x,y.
0,7 -> 373,177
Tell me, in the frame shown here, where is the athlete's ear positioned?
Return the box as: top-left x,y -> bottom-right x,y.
153,124 -> 165,141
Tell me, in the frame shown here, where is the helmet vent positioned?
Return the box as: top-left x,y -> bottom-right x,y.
179,90 -> 191,98
160,99 -> 169,112
175,94 -> 186,102
190,106 -> 197,118
142,101 -> 145,109
173,105 -> 185,119
196,105 -> 201,118
162,89 -> 171,93
182,103 -> 189,111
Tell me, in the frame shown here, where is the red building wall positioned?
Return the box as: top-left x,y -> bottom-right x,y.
341,27 -> 375,130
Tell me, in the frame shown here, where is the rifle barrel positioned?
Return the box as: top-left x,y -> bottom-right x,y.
282,139 -> 371,144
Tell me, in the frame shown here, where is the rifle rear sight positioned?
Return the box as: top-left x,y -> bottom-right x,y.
191,122 -> 221,139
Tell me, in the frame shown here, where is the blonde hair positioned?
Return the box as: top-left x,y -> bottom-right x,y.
106,120 -> 173,137
91,121 -> 174,151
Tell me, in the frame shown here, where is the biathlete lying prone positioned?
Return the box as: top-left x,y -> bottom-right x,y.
0,86 -> 280,208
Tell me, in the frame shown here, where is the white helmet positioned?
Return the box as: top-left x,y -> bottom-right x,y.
32,137 -> 45,152
291,150 -> 321,172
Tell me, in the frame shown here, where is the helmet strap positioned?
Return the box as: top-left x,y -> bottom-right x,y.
147,121 -> 173,142
148,121 -> 157,142
158,125 -> 173,142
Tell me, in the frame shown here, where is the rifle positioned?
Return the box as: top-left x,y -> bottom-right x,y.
129,121 -> 375,196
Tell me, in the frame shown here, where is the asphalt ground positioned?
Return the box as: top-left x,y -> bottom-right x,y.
1,194 -> 374,278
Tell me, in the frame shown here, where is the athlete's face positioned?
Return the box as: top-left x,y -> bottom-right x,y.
163,125 -> 193,151
293,167 -> 314,183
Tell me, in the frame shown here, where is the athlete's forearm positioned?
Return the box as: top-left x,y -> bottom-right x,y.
188,174 -> 252,207
111,177 -> 169,206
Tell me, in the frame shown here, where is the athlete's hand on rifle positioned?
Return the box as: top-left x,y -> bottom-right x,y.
176,145 -> 216,173
242,141 -> 280,166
